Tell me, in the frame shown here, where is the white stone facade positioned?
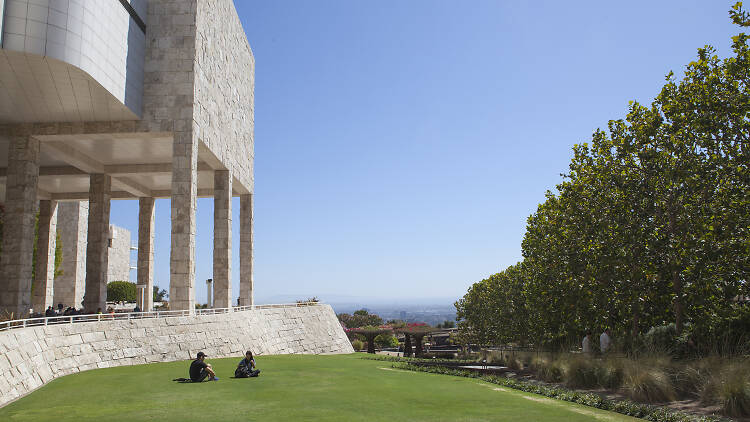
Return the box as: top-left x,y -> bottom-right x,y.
53,201 -> 88,309
1,0 -> 255,315
0,305 -> 354,407
107,225 -> 131,282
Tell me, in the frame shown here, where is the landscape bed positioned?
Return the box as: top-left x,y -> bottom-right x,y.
0,354 -> 641,422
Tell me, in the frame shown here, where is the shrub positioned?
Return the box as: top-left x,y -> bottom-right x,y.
537,360 -> 565,382
507,354 -> 523,371
107,281 -> 136,302
622,364 -> 675,403
598,359 -> 624,389
392,362 -> 727,422
374,333 -> 398,348
643,324 -> 679,356
699,360 -> 750,417
564,357 -> 600,388
719,369 -> 750,417
351,339 -> 364,351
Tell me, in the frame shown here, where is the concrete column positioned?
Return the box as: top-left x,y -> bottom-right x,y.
0,136 -> 39,317
213,170 -> 232,309
137,197 -> 155,311
239,194 -> 253,306
83,174 -> 111,312
170,132 -> 197,311
32,200 -> 58,311
53,202 -> 88,309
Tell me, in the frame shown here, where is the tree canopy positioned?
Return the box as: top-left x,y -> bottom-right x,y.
456,3 -> 750,349
337,309 -> 383,329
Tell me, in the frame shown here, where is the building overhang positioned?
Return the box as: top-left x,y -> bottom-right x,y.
0,132 -> 249,202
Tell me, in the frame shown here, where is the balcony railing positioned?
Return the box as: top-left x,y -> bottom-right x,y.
0,302 -> 324,332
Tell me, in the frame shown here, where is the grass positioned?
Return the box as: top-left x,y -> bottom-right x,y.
0,354 -> 642,422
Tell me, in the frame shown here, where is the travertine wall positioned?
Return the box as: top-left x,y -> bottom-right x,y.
0,305 -> 353,407
107,225 -> 132,282
54,202 -> 88,309
194,0 -> 255,192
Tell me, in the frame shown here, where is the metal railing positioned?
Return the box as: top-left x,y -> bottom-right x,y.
0,302 -> 324,332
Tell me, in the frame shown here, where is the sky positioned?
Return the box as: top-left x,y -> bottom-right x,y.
110,0 -> 740,305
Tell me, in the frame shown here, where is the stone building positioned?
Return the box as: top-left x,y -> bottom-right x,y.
0,0 -> 255,316
54,200 -> 135,309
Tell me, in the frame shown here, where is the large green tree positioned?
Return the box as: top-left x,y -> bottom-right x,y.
456,2 -> 750,347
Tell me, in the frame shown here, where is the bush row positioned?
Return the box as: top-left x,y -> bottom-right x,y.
392,362 -> 730,422
360,354 -> 476,365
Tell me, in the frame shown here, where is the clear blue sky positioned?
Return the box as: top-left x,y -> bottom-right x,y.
111,0 -> 740,305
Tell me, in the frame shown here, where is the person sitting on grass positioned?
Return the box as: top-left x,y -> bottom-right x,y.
190,351 -> 219,382
235,350 -> 261,378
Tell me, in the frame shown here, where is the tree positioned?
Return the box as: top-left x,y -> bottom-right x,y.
456,3 -> 750,347
153,285 -> 168,302
337,309 -> 383,329
108,281 -> 136,302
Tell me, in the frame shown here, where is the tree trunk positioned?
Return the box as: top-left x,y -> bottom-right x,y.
414,335 -> 424,357
673,271 -> 683,334
366,334 -> 376,354
403,334 -> 412,357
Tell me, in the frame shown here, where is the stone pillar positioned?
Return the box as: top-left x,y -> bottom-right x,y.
0,136 -> 39,317
213,170 -> 232,309
239,194 -> 254,306
170,132 -> 197,311
32,200 -> 58,312
83,174 -> 111,313
137,197 -> 155,311
53,201 -> 88,309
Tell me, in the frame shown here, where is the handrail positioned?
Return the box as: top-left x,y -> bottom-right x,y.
0,302 -> 324,332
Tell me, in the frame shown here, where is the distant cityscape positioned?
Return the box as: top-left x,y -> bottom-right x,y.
329,303 -> 457,327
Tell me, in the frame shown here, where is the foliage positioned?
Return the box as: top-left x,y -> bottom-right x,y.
374,333 -> 399,348
393,362 -> 730,422
153,286 -> 168,302
30,214 -> 64,286
107,281 -> 136,302
436,320 -> 456,329
621,365 -> 676,403
456,3 -> 750,350
296,297 -> 319,304
337,309 -> 383,329
351,339 -> 364,351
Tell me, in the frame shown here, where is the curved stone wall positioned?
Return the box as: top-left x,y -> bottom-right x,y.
0,304 -> 353,407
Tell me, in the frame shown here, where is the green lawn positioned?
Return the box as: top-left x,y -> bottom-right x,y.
0,354 -> 639,422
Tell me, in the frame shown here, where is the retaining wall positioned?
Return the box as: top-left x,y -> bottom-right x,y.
0,304 -> 353,407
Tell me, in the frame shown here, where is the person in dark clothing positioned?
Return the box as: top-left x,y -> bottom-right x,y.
189,351 -> 218,382
45,307 -> 55,317
235,350 -> 260,378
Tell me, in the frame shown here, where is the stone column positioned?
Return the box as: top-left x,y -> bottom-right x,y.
53,202 -> 88,309
170,132 -> 197,311
83,174 -> 111,313
0,136 -> 39,317
137,197 -> 155,311
32,200 -> 58,311
239,194 -> 254,306
213,170 -> 232,309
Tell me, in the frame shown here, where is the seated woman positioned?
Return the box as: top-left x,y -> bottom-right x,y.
235,350 -> 261,378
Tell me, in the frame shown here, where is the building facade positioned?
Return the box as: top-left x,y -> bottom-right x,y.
0,0 -> 255,316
